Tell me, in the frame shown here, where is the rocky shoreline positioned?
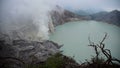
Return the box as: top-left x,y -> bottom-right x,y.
50,6 -> 91,27
0,33 -> 62,68
1,34 -> 119,68
50,6 -> 120,27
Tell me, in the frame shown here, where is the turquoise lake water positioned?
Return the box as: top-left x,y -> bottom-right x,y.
50,21 -> 120,63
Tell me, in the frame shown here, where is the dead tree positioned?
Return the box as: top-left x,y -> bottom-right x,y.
88,33 -> 120,65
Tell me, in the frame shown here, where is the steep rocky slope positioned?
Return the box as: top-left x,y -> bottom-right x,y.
0,33 -> 62,68
50,6 -> 91,26
91,10 -> 120,26
50,6 -> 120,27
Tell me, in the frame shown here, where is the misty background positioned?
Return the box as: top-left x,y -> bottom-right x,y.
57,0 -> 120,12
0,0 -> 119,41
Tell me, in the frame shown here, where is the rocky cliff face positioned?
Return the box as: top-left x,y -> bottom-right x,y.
50,6 -> 120,27
0,34 -> 62,68
91,10 -> 120,26
50,6 -> 91,26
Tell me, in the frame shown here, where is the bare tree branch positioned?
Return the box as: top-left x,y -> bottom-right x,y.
88,33 -> 120,65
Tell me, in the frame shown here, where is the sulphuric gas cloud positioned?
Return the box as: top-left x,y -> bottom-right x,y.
1,0 -> 119,41
0,0 -> 57,41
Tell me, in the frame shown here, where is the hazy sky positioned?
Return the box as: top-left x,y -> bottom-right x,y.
56,0 -> 120,11
0,0 -> 119,40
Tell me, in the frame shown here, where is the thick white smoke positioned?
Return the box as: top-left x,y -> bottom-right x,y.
0,0 -> 57,41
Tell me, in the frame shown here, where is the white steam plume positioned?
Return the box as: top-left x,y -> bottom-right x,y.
0,0 -> 57,41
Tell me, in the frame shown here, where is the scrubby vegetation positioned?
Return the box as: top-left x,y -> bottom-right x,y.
25,53 -> 79,68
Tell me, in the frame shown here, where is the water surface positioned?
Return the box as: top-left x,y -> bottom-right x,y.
50,21 -> 120,63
